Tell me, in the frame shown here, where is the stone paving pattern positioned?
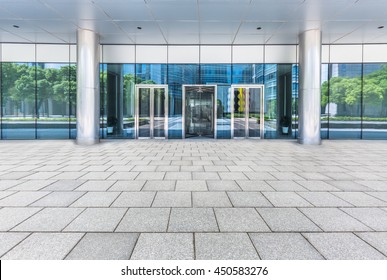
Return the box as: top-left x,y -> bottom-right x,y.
1,139 -> 387,260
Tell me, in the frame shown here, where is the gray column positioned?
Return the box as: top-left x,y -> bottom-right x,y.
298,29 -> 322,145
76,29 -> 100,145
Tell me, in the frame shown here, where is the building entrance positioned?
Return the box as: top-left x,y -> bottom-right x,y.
231,85 -> 265,139
135,85 -> 168,139
183,85 -> 216,138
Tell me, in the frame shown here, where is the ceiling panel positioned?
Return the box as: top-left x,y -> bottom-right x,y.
238,21 -> 283,35
200,34 -> 234,44
94,2 -> 153,21
46,2 -> 109,20
1,0 -> 60,20
199,3 -> 251,21
100,33 -> 134,44
29,20 -> 77,33
165,33 -> 199,44
75,20 -> 122,34
0,19 -> 44,33
129,33 -> 167,44
233,34 -> 268,44
148,2 -> 198,21
158,21 -> 199,34
0,31 -> 30,43
200,21 -> 240,34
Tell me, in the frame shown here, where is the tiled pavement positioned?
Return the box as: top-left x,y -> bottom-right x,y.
1,139 -> 387,260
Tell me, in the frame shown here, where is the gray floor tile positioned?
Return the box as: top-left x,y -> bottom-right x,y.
262,192 -> 312,207
257,208 -> 321,232
0,207 -> 42,231
75,180 -> 115,191
64,208 -> 127,232
367,192 -> 387,202
108,180 -> 145,191
0,233 -> 30,258
228,192 -> 272,207
66,233 -> 139,260
0,180 -> 21,191
136,172 -> 165,180
169,208 -> 218,232
215,208 -> 269,232
207,180 -> 240,191
111,192 -> 155,207
0,191 -> 50,207
164,172 -> 192,180
195,233 -> 259,260
106,172 -> 139,180
192,172 -> 220,180
1,233 -> 84,260
341,208 -> 387,231
333,192 -> 387,207
131,233 -> 194,260
176,180 -> 207,191
303,233 -> 386,260
297,192 -> 353,207
79,172 -> 113,180
0,191 -> 16,200
116,208 -> 170,232
295,181 -> 340,191
250,233 -> 324,260
300,208 -> 371,231
236,180 -> 275,191
42,180 -> 86,191
143,180 -> 175,191
193,192 -> 232,207
356,181 -> 387,191
152,192 -> 191,207
70,192 -> 120,207
266,181 -> 307,191
12,208 -> 83,231
356,232 -> 387,256
50,172 -> 87,180
31,191 -> 85,207
219,172 -> 248,180
270,172 -> 305,181
328,181 -> 373,191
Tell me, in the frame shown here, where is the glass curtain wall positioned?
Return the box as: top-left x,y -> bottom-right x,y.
321,63 -> 387,139
1,62 -> 75,139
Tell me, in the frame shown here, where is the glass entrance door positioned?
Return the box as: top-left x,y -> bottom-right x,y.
231,85 -> 264,139
183,85 -> 216,138
136,85 -> 168,139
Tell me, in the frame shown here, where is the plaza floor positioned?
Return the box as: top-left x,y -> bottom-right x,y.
0,139 -> 387,260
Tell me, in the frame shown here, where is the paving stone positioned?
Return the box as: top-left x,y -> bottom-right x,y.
0,172 -> 32,180
356,232 -> 387,256
135,172 -> 165,180
112,192 -> 155,207
257,208 -> 321,232
176,180 -> 207,191
156,166 -> 180,172
215,208 -> 269,232
142,180 -> 175,191
107,172 -> 140,180
181,166 -> 204,172
328,181 -> 373,191
228,192 -> 272,207
204,166 -> 229,172
0,191 -> 50,207
250,233 -> 324,260
42,180 -> 86,191
8,180 -> 56,191
356,181 -> 387,191
266,181 -> 307,191
131,166 -> 157,172
22,172 -> 60,180
70,192 -> 120,207
169,208 -> 218,232
108,180 -> 145,191
303,233 -> 386,260
262,192 -> 312,207
164,172 -> 192,180
131,233 -> 194,260
66,233 -> 139,260
195,233 -> 259,260
0,207 -> 42,231
193,192 -> 232,207
299,208 -> 371,231
0,191 -> 16,200
192,172 -> 220,180
207,180 -> 240,191
64,208 -> 126,232
218,172 -> 248,180
295,180 -> 341,191
296,172 -> 332,180
236,180 -> 275,191
0,180 -> 21,191
116,208 -> 170,232
75,181 -> 115,191
341,208 -> 387,231
0,233 -> 30,257
367,192 -> 387,202
12,208 -> 83,231
297,192 -> 352,207
152,192 -> 191,207
333,192 -> 387,207
79,172 -> 113,180
1,233 -> 84,260
227,166 -> 253,172
31,191 -> 85,207
50,172 -> 87,180
270,172 -> 305,181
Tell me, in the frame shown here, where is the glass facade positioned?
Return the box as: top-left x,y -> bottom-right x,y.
321,63 -> 387,139
0,62 -> 76,139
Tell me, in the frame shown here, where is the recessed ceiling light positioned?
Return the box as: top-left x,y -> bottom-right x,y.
256,27 -> 262,30
378,25 -> 384,29
137,26 -> 142,30
13,24 -> 20,28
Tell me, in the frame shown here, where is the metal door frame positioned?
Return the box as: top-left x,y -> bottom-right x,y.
230,84 -> 265,139
135,85 -> 168,139
182,84 -> 217,139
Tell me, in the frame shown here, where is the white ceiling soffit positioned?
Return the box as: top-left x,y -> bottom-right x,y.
0,0 -> 386,44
